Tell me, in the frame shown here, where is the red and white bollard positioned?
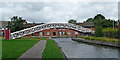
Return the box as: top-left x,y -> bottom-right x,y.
5,28 -> 10,40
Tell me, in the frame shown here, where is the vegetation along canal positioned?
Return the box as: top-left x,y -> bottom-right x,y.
53,38 -> 120,58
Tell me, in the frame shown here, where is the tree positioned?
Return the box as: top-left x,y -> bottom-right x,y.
86,18 -> 94,23
95,26 -> 103,37
7,16 -> 24,32
94,14 -> 105,20
85,14 -> 115,28
68,19 -> 77,23
118,27 -> 120,38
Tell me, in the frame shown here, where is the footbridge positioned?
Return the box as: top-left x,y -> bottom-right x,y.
10,23 -> 95,39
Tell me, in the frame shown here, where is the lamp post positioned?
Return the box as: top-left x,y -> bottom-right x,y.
113,19 -> 115,30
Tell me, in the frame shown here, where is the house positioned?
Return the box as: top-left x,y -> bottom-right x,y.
0,21 -> 8,36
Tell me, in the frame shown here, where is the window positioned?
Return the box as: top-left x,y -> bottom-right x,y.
63,32 -> 65,35
75,32 -> 78,34
46,32 -> 49,35
67,32 -> 71,34
59,32 -> 62,36
39,32 -> 43,36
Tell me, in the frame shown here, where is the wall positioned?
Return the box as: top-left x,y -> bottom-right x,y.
25,28 -> 80,37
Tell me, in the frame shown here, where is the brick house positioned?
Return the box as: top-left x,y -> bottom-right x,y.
25,22 -> 94,37
74,22 -> 95,31
25,28 -> 80,37
0,20 -> 95,37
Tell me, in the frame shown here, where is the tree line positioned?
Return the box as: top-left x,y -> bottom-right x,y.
7,14 -> 120,39
68,14 -> 120,39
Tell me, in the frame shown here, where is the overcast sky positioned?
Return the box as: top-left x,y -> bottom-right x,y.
0,2 -> 118,23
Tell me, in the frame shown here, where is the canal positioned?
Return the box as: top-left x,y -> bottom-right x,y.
53,38 -> 120,59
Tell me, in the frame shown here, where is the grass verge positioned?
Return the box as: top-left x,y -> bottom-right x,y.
78,36 -> 119,43
2,39 -> 40,60
42,40 -> 64,60
2,37 -> 64,60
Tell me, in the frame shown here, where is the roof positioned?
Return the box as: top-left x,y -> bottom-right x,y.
24,23 -> 44,28
0,21 -> 8,29
74,22 -> 94,27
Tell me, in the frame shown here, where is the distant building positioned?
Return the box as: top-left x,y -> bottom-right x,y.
0,21 -> 8,29
0,21 -> 8,36
24,23 -> 44,28
25,22 -> 95,37
0,20 -> 95,37
25,28 -> 81,37
74,22 -> 95,31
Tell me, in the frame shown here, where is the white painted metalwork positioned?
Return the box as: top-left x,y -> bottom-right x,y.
10,23 -> 94,39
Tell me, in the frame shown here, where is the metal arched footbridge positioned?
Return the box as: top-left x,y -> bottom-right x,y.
10,23 -> 94,39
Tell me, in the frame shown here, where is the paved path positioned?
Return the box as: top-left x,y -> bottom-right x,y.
18,40 -> 47,60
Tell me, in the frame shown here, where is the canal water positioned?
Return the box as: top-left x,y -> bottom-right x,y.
53,38 -> 120,58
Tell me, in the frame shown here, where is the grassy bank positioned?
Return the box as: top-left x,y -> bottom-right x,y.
0,37 -> 3,40
2,39 -> 40,60
42,40 -> 64,59
2,37 -> 64,60
78,36 -> 119,43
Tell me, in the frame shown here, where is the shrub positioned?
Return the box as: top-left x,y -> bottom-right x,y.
102,28 -> 118,38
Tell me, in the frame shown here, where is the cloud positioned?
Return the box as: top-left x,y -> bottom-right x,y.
0,2 -> 118,23
1,0 -> 119,2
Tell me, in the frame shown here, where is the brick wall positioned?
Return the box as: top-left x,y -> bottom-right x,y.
25,28 -> 80,36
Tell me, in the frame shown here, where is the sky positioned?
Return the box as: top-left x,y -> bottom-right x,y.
0,1 -> 118,23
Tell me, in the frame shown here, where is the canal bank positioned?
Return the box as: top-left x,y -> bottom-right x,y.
72,38 -> 120,48
53,38 -> 120,59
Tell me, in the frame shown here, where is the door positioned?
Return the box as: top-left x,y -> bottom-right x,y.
53,32 -> 56,36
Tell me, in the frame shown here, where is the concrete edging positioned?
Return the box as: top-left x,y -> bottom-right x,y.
72,38 -> 120,48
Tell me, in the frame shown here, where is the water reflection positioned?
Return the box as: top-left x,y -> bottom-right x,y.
53,38 -> 120,58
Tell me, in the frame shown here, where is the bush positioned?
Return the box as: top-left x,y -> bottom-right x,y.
102,28 -> 119,38
78,36 -> 119,43
118,28 -> 120,39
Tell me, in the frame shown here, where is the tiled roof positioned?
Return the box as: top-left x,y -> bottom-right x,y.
74,22 -> 94,27
24,23 -> 44,28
